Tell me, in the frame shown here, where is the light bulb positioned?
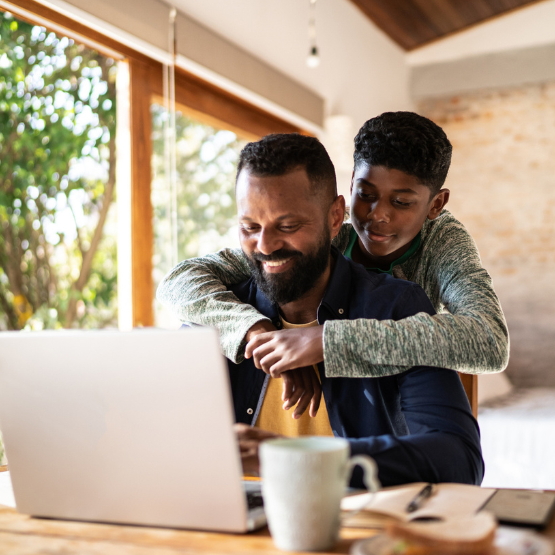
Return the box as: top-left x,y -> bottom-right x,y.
306,46 -> 320,68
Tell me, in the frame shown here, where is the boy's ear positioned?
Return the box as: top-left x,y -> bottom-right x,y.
329,195 -> 346,239
427,189 -> 450,220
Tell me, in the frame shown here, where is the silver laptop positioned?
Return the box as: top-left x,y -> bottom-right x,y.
0,328 -> 265,532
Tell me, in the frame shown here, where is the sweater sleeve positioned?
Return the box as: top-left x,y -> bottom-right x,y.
323,217 -> 509,377
155,223 -> 353,364
348,366 -> 484,488
156,248 -> 267,363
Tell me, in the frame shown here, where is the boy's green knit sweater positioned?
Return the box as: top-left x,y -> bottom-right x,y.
157,210 -> 509,377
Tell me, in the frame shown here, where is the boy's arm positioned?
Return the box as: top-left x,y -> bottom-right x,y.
156,224 -> 353,364
156,248 -> 268,363
345,280 -> 483,488
348,365 -> 484,488
324,220 -> 509,377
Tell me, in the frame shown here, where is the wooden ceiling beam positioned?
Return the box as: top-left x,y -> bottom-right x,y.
348,0 -> 542,51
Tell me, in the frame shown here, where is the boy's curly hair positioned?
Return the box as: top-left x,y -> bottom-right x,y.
354,112 -> 452,195
237,133 -> 337,202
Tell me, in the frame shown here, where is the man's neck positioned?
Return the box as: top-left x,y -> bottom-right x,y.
278,256 -> 333,325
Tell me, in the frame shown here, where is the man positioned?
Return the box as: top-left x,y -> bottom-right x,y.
225,133 -> 483,487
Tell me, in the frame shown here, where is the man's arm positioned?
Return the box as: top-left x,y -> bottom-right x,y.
232,367 -> 483,487
324,218 -> 509,377
348,366 -> 484,488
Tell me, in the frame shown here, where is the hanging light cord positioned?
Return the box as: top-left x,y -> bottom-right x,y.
307,0 -> 320,68
163,7 -> 178,268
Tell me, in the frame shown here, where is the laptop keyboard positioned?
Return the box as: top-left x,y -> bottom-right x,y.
246,490 -> 264,510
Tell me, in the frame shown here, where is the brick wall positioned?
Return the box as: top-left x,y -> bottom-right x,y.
419,82 -> 555,387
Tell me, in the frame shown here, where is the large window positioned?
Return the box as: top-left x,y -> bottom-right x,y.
0,10 -> 117,331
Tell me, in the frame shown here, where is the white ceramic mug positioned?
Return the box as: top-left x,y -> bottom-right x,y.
259,437 -> 380,552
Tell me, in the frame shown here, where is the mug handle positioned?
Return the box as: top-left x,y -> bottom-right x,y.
342,455 -> 381,521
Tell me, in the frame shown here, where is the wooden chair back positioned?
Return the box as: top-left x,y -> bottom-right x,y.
458,373 -> 478,418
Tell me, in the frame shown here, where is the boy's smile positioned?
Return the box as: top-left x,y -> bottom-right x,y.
350,164 -> 449,270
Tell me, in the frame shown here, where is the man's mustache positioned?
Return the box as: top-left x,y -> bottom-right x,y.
250,249 -> 302,263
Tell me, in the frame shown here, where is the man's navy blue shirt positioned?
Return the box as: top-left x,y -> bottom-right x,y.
228,247 -> 484,488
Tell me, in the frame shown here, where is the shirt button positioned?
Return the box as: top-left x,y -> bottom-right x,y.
247,408 -> 254,415
338,308 -> 344,314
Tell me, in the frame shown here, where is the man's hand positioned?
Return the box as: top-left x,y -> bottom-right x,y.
245,322 -> 324,418
245,326 -> 324,377
235,423 -> 281,475
281,367 -> 322,419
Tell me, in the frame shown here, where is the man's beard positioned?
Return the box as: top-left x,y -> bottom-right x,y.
245,231 -> 331,306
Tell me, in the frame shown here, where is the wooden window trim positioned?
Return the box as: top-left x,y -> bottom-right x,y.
1,0 -> 153,64
149,65 -> 304,139
2,0 -> 302,327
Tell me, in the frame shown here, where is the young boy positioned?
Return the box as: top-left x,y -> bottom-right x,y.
157,112 -> 508,415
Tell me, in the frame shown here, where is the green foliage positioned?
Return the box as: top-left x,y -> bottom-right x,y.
151,105 -> 247,284
0,10 -> 117,330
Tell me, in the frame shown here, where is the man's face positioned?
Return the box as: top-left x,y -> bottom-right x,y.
236,168 -> 333,306
350,164 -> 440,264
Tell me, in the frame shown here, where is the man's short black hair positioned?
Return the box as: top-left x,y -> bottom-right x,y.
237,133 -> 337,203
354,112 -> 452,195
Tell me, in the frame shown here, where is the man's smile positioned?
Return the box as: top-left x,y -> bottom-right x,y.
263,258 -> 293,273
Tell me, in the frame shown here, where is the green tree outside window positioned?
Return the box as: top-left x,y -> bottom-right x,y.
0,11 -> 118,334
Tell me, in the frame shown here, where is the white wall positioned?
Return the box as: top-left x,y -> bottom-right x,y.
172,0 -> 412,132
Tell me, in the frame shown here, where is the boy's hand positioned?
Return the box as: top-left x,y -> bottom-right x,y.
245,320 -> 277,342
235,423 -> 281,474
245,326 -> 325,377
245,323 -> 324,417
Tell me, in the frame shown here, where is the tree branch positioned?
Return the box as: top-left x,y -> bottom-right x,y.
65,135 -> 116,327
0,288 -> 18,330
68,200 -> 85,257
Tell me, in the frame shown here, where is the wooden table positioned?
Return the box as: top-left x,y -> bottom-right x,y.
0,504 -> 377,554
0,502 -> 552,555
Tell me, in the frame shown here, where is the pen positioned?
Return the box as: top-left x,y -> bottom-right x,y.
406,483 -> 435,513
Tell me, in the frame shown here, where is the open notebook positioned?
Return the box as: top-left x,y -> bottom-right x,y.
341,483 -> 495,528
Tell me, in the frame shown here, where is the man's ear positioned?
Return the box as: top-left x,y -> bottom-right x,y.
349,170 -> 355,196
427,188 -> 450,220
329,195 -> 346,239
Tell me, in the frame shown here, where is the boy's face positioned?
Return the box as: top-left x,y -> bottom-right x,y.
350,164 -> 448,265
